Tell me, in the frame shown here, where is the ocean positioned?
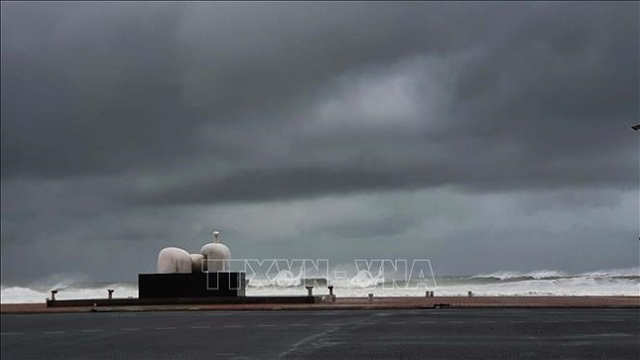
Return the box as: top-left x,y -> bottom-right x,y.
1,267 -> 638,304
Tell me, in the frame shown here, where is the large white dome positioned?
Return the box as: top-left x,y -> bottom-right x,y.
157,247 -> 192,274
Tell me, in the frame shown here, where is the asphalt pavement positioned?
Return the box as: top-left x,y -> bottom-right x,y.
2,308 -> 639,359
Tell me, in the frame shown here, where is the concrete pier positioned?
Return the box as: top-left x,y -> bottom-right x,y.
2,296 -> 638,314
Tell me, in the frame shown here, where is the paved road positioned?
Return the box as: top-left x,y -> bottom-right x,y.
2,308 -> 639,359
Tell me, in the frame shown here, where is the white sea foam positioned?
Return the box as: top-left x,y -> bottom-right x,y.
0,286 -> 49,304
578,267 -> 640,278
349,270 -> 386,288
0,283 -> 138,304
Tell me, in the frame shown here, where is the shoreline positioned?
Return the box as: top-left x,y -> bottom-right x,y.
2,295 -> 639,314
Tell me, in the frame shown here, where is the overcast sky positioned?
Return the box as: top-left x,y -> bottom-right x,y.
1,2 -> 638,285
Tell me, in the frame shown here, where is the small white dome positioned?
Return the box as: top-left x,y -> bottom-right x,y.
189,253 -> 205,273
200,243 -> 231,272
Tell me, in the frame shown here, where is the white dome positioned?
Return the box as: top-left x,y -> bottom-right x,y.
189,253 -> 205,273
200,243 -> 231,272
157,247 -> 192,274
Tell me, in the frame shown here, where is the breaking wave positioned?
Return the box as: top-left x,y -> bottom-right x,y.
469,268 -> 639,282
470,270 -> 567,281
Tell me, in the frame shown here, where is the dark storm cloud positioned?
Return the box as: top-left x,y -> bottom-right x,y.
2,3 -> 192,178
3,2 -> 637,205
